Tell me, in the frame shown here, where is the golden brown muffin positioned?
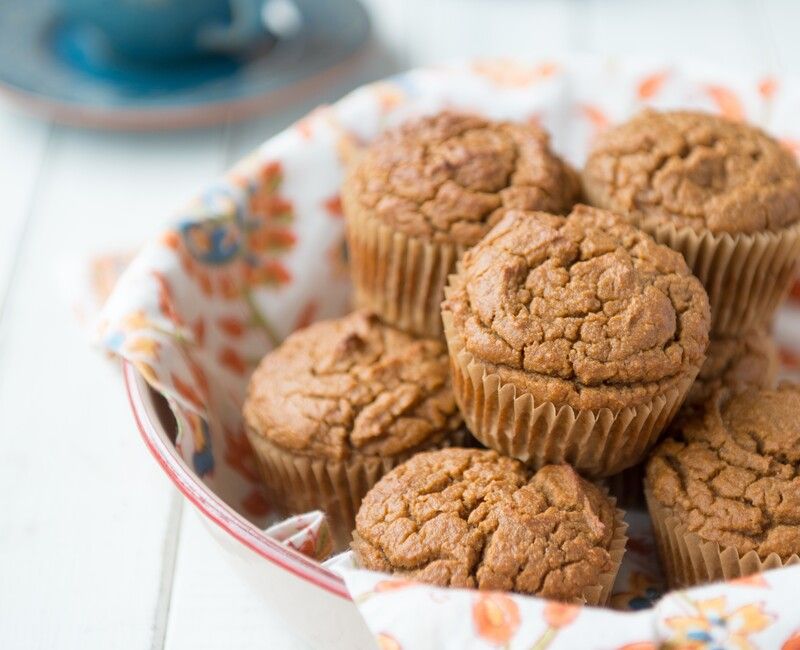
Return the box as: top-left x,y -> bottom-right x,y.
353,448 -> 627,604
583,110 -> 800,335
584,110 -> 800,234
646,383 -> 800,587
243,310 -> 464,549
441,204 -> 710,477
685,327 -> 778,409
343,111 -> 580,337
609,328 -> 777,508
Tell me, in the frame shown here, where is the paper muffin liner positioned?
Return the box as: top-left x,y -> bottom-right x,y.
640,218 -> 800,337
645,487 -> 800,588
581,500 -> 629,607
246,428 -> 469,551
441,310 -> 694,478
345,197 -> 465,338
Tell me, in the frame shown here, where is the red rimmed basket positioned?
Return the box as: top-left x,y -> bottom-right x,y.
123,361 -> 375,648
108,58 -> 800,649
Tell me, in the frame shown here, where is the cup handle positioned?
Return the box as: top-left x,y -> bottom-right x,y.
196,0 -> 274,53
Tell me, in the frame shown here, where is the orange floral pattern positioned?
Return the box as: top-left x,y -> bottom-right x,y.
544,602 -> 579,628
375,580 -> 417,593
705,84 -> 745,121
372,82 -> 406,113
759,77 -> 778,100
637,70 -> 670,100
472,59 -> 558,88
580,104 -> 610,142
781,138 -> 800,159
783,630 -> 800,650
376,633 -> 402,650
323,194 -> 343,218
293,301 -> 318,332
611,570 -> 662,611
729,574 -> 770,589
264,511 -> 332,560
169,159 -> 295,317
473,592 -> 521,646
663,597 -> 774,649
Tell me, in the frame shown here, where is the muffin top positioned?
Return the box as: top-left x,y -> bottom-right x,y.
243,310 -> 462,461
646,383 -> 800,560
442,205 -> 710,410
583,110 -> 800,234
685,327 -> 777,409
353,448 -> 618,601
343,111 -> 580,246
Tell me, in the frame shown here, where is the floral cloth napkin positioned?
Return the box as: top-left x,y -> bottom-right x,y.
93,57 -> 800,646
327,551 -> 800,650
265,511 -> 333,561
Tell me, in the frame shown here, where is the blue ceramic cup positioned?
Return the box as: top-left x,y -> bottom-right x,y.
62,0 -> 279,63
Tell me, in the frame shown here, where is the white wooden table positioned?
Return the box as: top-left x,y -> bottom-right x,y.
1,1 -> 799,647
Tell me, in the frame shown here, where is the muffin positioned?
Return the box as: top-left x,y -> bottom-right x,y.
645,383 -> 800,587
684,326 -> 778,409
584,110 -> 800,336
243,310 -> 465,549
441,205 -> 711,477
352,448 -> 627,605
608,328 -> 777,510
343,111 -> 580,338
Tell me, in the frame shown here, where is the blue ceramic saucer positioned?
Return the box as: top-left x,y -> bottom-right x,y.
0,0 -> 369,128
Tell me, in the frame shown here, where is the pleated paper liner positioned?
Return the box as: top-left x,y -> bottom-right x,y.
582,500 -> 629,606
344,193 -> 465,339
246,428 -> 469,551
645,487 -> 800,589
441,310 -> 694,479
639,217 -> 800,337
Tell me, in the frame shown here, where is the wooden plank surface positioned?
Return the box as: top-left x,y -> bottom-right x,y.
0,107 -> 50,316
0,125 -> 226,649
584,0 -> 767,70
165,509 -> 313,650
1,1 -> 798,649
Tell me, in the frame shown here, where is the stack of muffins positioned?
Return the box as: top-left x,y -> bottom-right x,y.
584,111 -> 800,587
243,110 -> 800,604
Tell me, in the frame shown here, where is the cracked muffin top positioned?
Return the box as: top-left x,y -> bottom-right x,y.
243,310 -> 463,461
583,110 -> 800,234
646,383 -> 800,560
352,448 -> 618,600
342,111 -> 581,246
685,327 -> 777,409
442,205 -> 711,410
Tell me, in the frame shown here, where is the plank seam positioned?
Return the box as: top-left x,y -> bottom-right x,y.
150,491 -> 184,650
0,122 -> 55,334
